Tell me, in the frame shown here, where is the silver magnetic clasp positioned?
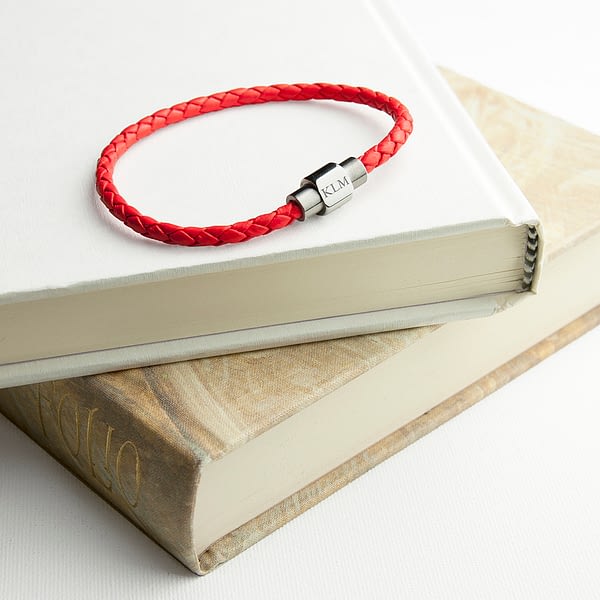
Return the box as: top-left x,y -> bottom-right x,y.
286,157 -> 368,221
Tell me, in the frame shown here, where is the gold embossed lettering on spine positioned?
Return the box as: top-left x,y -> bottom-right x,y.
0,378 -> 201,572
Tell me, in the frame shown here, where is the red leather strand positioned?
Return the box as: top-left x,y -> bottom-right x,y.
96,83 -> 413,246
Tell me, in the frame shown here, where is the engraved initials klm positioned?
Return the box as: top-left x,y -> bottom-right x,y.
321,176 -> 350,198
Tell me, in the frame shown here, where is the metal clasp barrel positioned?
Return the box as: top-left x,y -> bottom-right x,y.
286,157 -> 368,221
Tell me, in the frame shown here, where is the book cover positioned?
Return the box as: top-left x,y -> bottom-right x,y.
0,0 -> 541,387
1,72 -> 598,575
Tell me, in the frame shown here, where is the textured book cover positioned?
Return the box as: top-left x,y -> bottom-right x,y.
0,72 -> 598,575
0,0 -> 542,387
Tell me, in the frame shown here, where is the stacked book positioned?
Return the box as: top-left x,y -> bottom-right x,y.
1,0 -> 599,576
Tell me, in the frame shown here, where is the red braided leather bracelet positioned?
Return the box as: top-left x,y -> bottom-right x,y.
96,83 -> 413,246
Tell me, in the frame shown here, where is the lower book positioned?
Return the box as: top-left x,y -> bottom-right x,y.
1,71 -> 599,575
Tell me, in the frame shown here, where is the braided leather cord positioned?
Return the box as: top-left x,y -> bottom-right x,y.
96,83 -> 413,246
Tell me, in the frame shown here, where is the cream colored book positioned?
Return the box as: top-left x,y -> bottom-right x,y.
0,0 -> 541,388
0,72 -> 598,575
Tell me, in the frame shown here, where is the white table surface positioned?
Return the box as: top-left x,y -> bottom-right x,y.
1,1 -> 599,598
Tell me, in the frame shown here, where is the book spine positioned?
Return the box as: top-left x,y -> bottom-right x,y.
0,378 -> 201,573
522,225 -> 541,291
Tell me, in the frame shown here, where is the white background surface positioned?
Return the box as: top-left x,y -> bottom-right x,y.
1,0 -> 599,598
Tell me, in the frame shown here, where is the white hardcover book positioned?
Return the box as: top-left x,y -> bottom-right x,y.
0,0 -> 542,387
